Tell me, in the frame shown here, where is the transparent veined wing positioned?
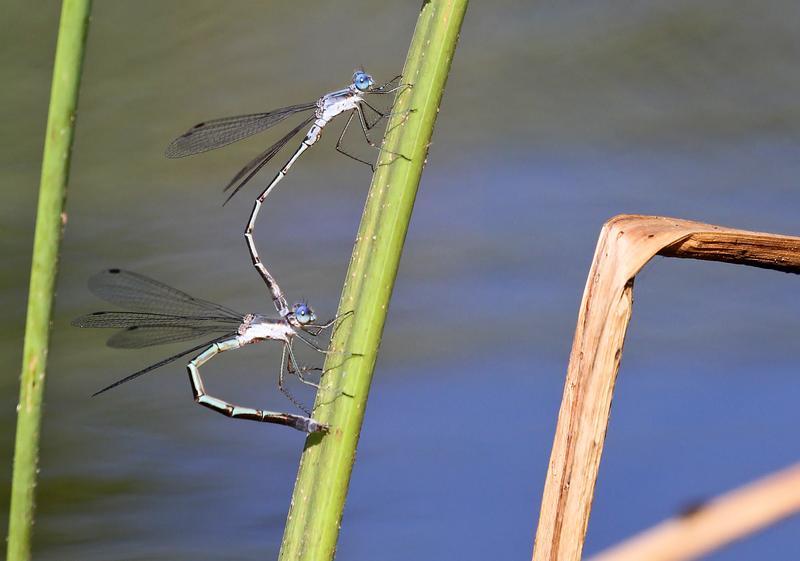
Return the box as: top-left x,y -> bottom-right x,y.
165,102 -> 317,158
86,269 -> 243,320
73,270 -> 248,395
222,115 -> 316,203
89,335 -> 232,396
107,325 -> 240,349
71,310 -> 242,348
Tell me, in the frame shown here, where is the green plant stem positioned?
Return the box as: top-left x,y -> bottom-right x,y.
7,1 -> 92,560
278,1 -> 468,559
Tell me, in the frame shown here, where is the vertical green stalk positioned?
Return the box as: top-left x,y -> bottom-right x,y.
279,1 -> 468,559
7,1 -> 92,560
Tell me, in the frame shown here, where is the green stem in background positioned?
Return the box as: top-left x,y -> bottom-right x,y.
279,1 -> 469,559
7,1 -> 92,560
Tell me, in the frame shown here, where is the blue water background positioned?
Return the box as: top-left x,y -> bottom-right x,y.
2,1 -> 799,559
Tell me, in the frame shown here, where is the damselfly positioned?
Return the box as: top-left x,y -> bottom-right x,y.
72,269 -> 348,433
165,70 -> 410,307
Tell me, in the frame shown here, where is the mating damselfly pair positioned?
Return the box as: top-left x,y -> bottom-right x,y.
74,70 -> 412,433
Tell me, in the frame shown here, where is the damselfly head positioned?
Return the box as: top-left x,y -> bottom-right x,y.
291,302 -> 317,325
352,69 -> 374,92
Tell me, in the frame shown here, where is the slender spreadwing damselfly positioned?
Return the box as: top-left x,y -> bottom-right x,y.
165,70 -> 411,305
72,269 -> 351,433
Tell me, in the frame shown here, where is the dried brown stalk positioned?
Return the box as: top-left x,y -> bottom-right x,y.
586,462 -> 800,561
532,215 -> 800,561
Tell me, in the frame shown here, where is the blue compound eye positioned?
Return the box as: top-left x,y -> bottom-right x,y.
293,303 -> 315,324
353,71 -> 373,91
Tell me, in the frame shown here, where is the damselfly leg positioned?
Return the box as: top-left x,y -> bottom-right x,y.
278,343 -> 321,415
302,309 -> 354,337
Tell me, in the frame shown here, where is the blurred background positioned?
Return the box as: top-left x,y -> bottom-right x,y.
3,1 -> 800,559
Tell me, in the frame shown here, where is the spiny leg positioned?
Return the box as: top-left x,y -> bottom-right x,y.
335,104 -> 414,171
372,75 -> 402,92
187,338 -> 326,433
286,348 -> 323,378
244,143 -> 311,314
356,99 -> 406,135
278,344 -> 312,415
302,310 -> 354,337
370,76 -> 413,96
295,310 -> 358,354
295,332 -> 340,355
356,104 -> 412,165
360,100 -> 416,135
360,100 -> 414,130
292,332 -> 362,382
385,107 -> 417,136
364,77 -> 414,138
360,100 -> 386,129
363,101 -> 416,137
285,340 -> 321,390
335,111 -> 376,170
284,341 -> 355,404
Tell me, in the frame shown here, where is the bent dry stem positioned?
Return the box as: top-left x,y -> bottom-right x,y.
532,215 -> 800,561
279,1 -> 470,560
